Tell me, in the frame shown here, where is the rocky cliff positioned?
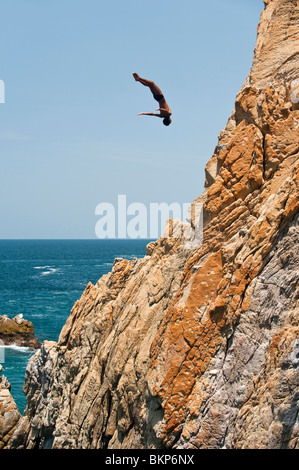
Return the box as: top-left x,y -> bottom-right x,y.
0,365 -> 24,449
1,0 -> 299,449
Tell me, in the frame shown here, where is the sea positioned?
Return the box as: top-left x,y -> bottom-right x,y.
0,239 -> 151,414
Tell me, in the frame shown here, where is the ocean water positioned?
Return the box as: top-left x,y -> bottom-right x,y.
0,239 -> 151,414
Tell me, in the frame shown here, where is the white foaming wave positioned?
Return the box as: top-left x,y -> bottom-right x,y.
33,265 -> 54,269
100,262 -> 114,266
41,268 -> 58,276
0,344 -> 31,353
94,263 -> 113,267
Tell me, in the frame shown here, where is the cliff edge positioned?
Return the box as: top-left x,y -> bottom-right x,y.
2,0 -> 299,449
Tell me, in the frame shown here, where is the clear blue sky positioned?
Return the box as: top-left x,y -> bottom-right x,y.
0,0 -> 263,239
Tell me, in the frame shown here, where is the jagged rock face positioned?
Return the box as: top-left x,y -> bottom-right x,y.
0,365 -> 23,449
170,215 -> 299,449
4,0 -> 299,449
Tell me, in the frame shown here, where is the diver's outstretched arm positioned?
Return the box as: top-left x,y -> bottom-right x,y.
137,112 -> 162,118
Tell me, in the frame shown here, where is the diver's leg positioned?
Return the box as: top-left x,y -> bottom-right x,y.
133,73 -> 162,95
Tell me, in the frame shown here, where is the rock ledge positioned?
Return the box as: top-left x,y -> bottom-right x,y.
0,315 -> 40,350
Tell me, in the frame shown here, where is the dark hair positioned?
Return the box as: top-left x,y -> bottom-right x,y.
163,117 -> 172,126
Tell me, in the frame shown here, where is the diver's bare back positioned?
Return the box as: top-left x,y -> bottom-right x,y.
133,73 -> 172,126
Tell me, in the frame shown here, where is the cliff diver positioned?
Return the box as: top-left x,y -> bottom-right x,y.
133,73 -> 172,126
